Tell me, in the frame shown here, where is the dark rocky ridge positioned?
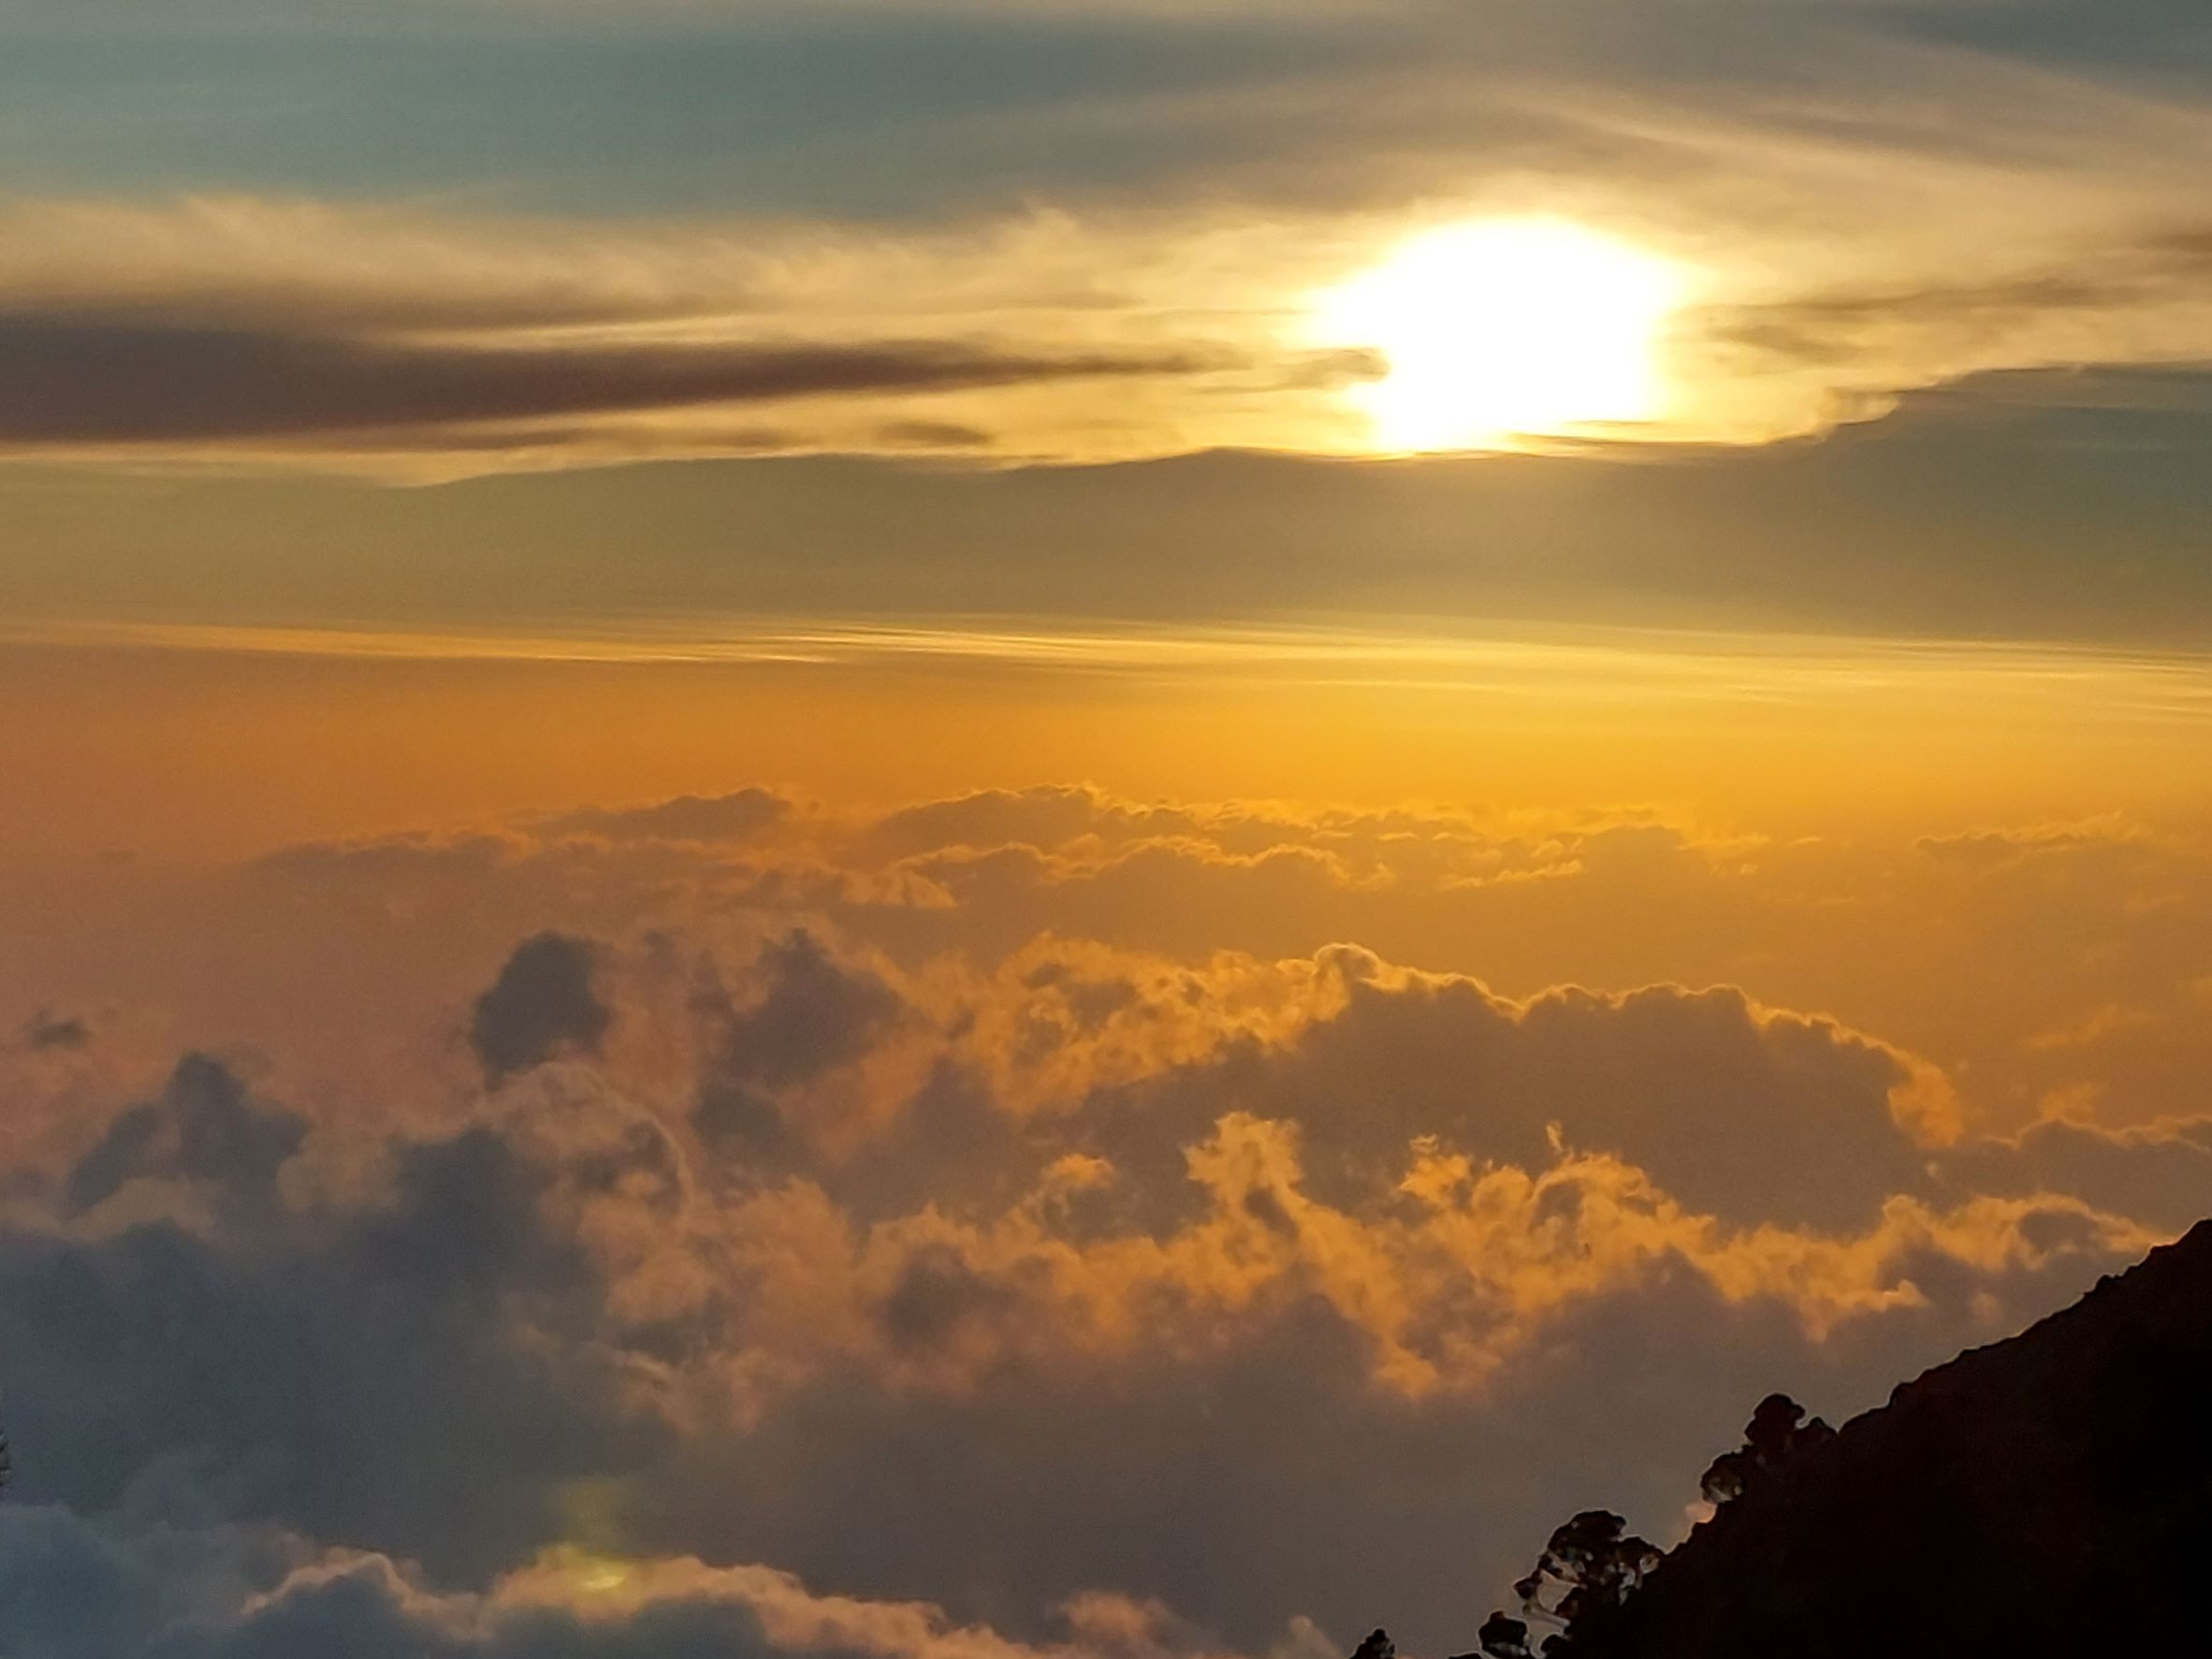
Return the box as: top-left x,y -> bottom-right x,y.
1478,1221 -> 2212,1656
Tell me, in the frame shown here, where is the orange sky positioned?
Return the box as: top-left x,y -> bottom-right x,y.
7,3 -> 2212,1655
7,626 -> 2209,860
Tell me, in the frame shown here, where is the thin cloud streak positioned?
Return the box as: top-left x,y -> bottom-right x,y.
0,313 -> 1219,444
8,614 -> 2212,721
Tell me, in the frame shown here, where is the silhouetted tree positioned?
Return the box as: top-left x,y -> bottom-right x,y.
1348,1627 -> 1395,1659
1699,1393 -> 1834,1507
1451,1226 -> 2212,1656
1525,1511 -> 1661,1623
1476,1508 -> 1661,1655
1475,1609 -> 1534,1658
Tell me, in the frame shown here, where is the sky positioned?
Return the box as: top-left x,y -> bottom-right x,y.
3,1 -> 2212,1655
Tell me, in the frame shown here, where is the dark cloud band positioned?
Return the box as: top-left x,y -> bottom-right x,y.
0,313 -> 1218,444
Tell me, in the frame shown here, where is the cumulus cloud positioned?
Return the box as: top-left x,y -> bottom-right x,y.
1936,1113 -> 2212,1233
472,934 -> 616,1084
1,780 -> 2206,1654
692,929 -> 910,1171
0,1019 -> 2155,1646
63,1053 -> 305,1227
1084,968 -> 1957,1231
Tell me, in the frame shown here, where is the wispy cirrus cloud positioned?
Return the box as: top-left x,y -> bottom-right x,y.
1,0 -> 2209,474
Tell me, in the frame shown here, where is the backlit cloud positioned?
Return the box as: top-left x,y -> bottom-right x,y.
2,0 -> 2209,477
2,779 -> 2205,1651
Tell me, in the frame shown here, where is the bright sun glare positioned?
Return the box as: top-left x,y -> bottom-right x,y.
1314,218 -> 1686,453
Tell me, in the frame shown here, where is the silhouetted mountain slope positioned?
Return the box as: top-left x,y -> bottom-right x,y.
1541,1221 -> 2212,1656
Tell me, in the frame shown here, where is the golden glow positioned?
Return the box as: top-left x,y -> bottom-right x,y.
575,1561 -> 633,1595
6,623 -> 2209,864
1314,219 -> 1686,452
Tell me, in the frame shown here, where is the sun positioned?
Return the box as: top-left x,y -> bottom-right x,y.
1312,218 -> 1686,453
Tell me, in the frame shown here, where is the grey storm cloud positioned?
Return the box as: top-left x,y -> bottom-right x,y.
470,933 -> 614,1084
0,313 -> 1216,445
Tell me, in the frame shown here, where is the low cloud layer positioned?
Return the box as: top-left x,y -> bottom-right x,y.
1,779 -> 2205,1655
0,1504 -> 1261,1659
